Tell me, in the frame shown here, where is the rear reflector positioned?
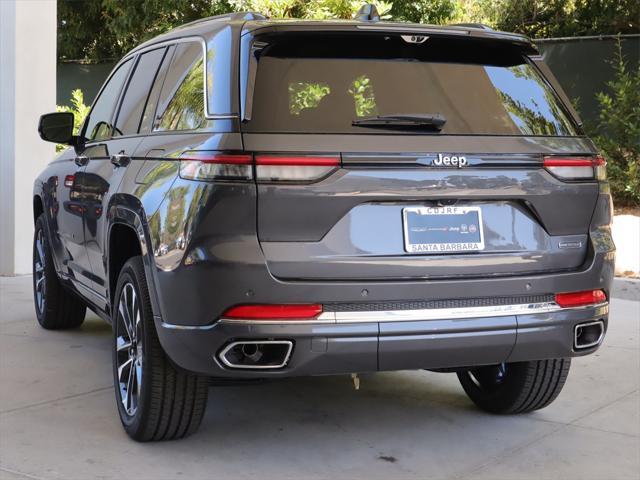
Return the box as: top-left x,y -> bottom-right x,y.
555,289 -> 607,308
544,155 -> 606,180
222,304 -> 323,320
255,155 -> 340,183
179,152 -> 253,181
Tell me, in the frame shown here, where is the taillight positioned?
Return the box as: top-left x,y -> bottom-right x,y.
255,155 -> 340,183
555,289 -> 607,308
222,304 -> 323,320
179,151 -> 253,181
543,155 -> 606,181
64,175 -> 75,188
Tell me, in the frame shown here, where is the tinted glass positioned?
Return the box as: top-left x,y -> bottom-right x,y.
247,38 -> 577,136
114,47 -> 166,136
83,59 -> 133,142
140,45 -> 175,134
154,42 -> 206,132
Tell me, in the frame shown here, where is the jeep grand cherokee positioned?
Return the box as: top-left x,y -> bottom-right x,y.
33,8 -> 614,441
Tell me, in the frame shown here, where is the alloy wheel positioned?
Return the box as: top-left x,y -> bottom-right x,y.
34,229 -> 46,315
468,362 -> 508,391
115,283 -> 143,417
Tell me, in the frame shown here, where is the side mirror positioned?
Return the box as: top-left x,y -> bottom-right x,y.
38,112 -> 76,145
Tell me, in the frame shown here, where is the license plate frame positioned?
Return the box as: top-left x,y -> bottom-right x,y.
402,206 -> 485,254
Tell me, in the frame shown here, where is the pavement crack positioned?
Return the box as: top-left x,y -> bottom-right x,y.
0,465 -> 46,480
0,386 -> 113,416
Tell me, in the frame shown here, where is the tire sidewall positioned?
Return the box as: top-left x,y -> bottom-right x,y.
112,259 -> 153,435
458,362 -> 528,413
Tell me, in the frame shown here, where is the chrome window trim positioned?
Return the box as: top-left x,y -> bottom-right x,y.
122,36 -> 238,120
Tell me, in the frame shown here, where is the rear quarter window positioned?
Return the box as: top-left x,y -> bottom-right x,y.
154,41 -> 208,132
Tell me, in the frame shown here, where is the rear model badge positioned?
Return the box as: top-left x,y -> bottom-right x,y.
434,153 -> 468,168
559,241 -> 583,249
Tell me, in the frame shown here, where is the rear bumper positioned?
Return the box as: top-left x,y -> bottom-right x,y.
155,302 -> 609,378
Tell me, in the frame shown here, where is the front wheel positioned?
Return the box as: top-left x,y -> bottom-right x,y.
33,214 -> 85,329
457,359 -> 571,414
112,256 -> 209,441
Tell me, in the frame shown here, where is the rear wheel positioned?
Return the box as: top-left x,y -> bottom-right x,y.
457,359 -> 571,414
33,214 -> 85,329
112,256 -> 209,441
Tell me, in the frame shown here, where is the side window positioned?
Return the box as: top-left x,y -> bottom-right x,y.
114,47 -> 166,137
154,42 -> 206,132
140,45 -> 175,134
82,59 -> 133,142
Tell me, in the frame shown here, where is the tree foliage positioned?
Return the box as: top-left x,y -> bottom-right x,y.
487,0 -> 639,39
55,89 -> 90,152
58,0 -> 639,62
587,40 -> 640,207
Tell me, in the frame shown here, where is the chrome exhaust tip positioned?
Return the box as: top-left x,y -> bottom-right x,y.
574,320 -> 605,350
218,340 -> 293,369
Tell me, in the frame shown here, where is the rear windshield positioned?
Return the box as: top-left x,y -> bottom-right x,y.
245,34 -> 578,136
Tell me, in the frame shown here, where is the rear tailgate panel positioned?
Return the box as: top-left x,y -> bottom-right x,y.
245,134 -> 598,281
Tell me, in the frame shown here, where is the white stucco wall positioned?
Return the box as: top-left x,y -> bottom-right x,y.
0,0 -> 57,275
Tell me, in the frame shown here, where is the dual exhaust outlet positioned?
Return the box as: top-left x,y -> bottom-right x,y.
574,320 -> 605,350
219,340 -> 293,369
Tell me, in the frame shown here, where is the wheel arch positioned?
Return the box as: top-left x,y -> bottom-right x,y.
107,194 -> 161,319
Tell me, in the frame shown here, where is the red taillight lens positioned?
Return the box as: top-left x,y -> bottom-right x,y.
543,155 -> 606,181
179,152 -> 253,181
222,304 -> 323,320
555,289 -> 607,308
64,175 -> 74,188
255,155 -> 340,183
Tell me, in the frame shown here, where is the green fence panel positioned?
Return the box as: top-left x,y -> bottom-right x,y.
536,35 -> 639,128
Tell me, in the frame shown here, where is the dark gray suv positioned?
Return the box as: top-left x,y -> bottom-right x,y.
34,10 -> 615,441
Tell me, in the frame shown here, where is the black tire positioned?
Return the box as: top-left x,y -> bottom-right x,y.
112,256 -> 209,441
33,214 -> 86,329
457,359 -> 571,414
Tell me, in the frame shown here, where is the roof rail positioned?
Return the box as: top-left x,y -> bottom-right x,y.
356,3 -> 380,22
175,11 -> 267,30
449,23 -> 494,31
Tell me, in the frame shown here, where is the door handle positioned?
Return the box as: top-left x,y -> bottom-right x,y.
75,156 -> 88,167
110,153 -> 131,168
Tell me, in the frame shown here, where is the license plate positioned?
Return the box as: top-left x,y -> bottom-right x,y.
402,206 -> 485,253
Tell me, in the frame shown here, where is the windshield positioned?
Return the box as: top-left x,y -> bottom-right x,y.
245,36 -> 578,136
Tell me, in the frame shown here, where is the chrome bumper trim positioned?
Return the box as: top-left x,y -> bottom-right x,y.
218,302 -> 609,325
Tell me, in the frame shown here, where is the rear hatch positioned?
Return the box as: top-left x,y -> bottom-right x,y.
240,29 -> 600,281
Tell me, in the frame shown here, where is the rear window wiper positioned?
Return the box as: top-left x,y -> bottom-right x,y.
352,113 -> 446,131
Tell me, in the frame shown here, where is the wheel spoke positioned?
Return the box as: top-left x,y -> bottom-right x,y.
116,336 -> 132,352
117,357 -> 133,383
36,237 -> 45,262
119,298 -> 134,342
128,286 -> 138,342
126,359 -> 136,412
135,360 -> 142,401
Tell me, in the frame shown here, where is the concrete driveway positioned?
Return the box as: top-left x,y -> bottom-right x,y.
1,275 -> 638,480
